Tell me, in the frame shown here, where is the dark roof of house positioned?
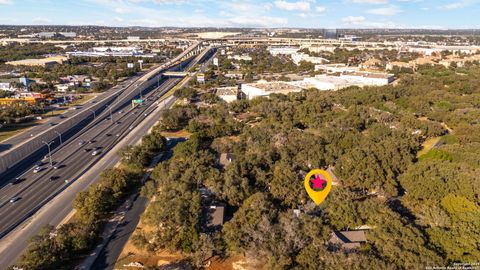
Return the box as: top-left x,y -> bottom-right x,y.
207,205 -> 225,227
329,230 -> 367,245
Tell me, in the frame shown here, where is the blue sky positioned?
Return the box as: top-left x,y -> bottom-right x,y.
0,0 -> 479,29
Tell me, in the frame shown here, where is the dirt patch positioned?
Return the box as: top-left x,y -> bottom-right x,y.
160,130 -> 192,138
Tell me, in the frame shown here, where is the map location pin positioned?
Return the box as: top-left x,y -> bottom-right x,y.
304,169 -> 332,205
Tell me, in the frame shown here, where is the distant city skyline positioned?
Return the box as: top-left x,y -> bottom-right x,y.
0,0 -> 479,29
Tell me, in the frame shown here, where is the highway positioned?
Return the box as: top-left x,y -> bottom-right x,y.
0,95 -> 178,269
0,44 -> 212,269
0,77 -> 139,152
0,77 -> 181,239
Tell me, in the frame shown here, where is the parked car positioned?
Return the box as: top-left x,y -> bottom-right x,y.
33,167 -> 42,173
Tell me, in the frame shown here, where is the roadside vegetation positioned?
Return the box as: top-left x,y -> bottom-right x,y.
9,123 -> 167,270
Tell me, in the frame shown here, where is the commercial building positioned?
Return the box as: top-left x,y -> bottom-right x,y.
295,75 -> 359,91
291,72 -> 395,91
315,63 -> 359,74
67,46 -> 155,58
37,32 -> 56,38
6,56 -> 67,67
58,32 -> 76,38
340,72 -> 395,86
127,36 -> 140,41
241,81 -> 303,99
0,77 -> 32,91
291,53 -> 328,65
268,46 -> 299,56
216,86 -> 238,103
197,73 -> 205,84
339,35 -> 361,42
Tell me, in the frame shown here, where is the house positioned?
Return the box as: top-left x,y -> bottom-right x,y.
200,202 -> 225,233
216,87 -> 238,103
60,75 -> 91,88
328,230 -> 367,250
55,84 -> 70,92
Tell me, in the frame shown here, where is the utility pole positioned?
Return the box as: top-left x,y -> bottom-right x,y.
42,140 -> 54,167
54,131 -> 62,145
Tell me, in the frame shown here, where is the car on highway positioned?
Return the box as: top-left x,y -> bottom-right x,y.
118,110 -> 124,114
53,164 -> 63,170
49,176 -> 59,181
88,140 -> 96,144
33,167 -> 42,173
116,133 -> 120,137
92,150 -> 101,156
49,122 -> 56,126
106,133 -> 112,137
84,148 -> 91,152
9,197 -> 20,203
58,115 -> 66,119
79,140 -> 86,146
10,177 -> 24,185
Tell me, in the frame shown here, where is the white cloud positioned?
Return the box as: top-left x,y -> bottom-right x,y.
0,0 -> 12,4
351,0 -> 388,4
274,0 -> 311,11
342,16 -> 366,24
114,7 -> 130,14
315,6 -> 326,12
341,15 -> 403,28
32,17 -> 51,24
440,0 -> 472,9
367,6 -> 402,15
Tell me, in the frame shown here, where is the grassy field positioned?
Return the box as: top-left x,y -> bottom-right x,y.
68,94 -> 96,107
417,137 -> 442,158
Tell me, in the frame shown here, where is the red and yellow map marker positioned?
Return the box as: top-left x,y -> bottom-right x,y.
304,169 -> 332,205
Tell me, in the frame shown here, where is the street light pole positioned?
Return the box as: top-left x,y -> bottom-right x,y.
42,140 -> 54,167
54,131 -> 62,145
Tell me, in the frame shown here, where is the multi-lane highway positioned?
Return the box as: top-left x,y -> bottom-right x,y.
0,44 -> 214,269
0,77 -> 140,152
0,77 -> 181,239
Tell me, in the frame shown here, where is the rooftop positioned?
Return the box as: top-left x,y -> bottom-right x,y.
216,86 -> 238,96
246,81 -> 303,93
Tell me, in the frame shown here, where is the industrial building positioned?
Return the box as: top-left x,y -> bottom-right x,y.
216,86 -> 238,103
315,63 -> 359,74
241,81 -> 303,100
292,72 -> 395,91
